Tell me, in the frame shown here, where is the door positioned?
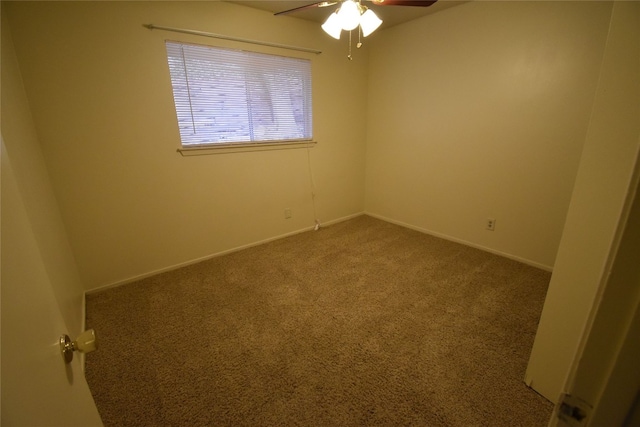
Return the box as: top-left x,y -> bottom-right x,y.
546,2 -> 640,425
553,148 -> 640,426
1,141 -> 103,426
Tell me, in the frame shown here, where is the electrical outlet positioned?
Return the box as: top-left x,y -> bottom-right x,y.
284,208 -> 292,219
486,218 -> 496,231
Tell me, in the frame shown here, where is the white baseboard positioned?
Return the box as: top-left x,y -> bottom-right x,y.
318,211 -> 364,227
87,212 -> 365,295
365,212 -> 554,272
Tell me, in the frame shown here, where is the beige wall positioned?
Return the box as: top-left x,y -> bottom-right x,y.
365,1 -> 612,269
6,1 -> 614,289
4,1 -> 369,290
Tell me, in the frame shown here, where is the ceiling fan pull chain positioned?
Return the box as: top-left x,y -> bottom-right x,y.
348,30 -> 353,60
357,26 -> 363,49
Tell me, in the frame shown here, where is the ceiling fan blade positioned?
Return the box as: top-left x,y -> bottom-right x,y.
370,0 -> 437,6
274,1 -> 338,16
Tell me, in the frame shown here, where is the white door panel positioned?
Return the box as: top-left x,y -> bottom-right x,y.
1,143 -> 103,426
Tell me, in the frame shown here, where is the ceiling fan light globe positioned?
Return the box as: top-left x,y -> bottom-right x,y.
337,0 -> 361,31
322,12 -> 342,39
360,9 -> 382,37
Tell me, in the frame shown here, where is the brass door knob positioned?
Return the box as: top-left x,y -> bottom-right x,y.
60,329 -> 97,364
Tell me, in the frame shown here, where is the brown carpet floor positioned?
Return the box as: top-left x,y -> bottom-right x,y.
85,215 -> 553,426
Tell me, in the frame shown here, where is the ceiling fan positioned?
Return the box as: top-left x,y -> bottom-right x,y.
274,0 -> 438,17
275,0 -> 437,58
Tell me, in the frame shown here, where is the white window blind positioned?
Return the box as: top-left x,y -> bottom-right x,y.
165,41 -> 313,147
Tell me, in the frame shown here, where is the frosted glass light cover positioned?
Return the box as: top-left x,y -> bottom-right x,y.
322,12 -> 342,39
338,0 -> 361,31
360,9 -> 383,37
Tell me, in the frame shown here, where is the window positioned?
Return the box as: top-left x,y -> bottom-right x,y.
165,41 -> 313,149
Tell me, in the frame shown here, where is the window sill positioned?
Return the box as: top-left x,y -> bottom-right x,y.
177,140 -> 317,156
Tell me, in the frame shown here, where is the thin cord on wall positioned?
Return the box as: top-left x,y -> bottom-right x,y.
306,145 -> 321,231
